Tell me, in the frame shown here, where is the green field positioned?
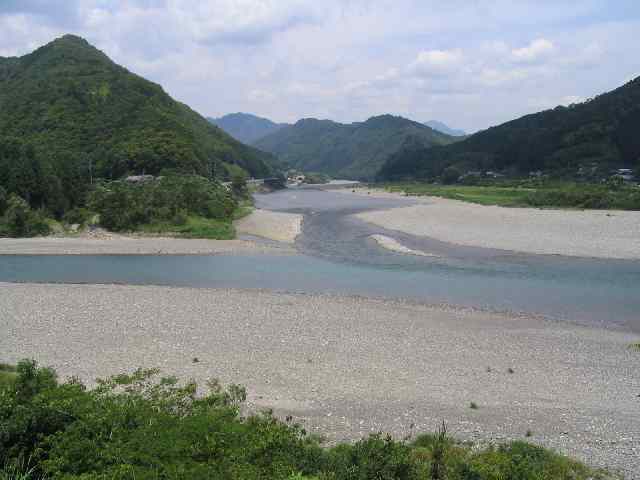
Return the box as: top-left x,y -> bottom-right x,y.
381,181 -> 640,210
384,183 -> 534,207
136,203 -> 253,240
137,215 -> 236,239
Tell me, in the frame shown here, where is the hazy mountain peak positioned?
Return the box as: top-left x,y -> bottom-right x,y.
209,112 -> 288,144
424,120 -> 466,137
254,113 -> 457,180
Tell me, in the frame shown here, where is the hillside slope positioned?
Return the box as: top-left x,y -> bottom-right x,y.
253,115 -> 455,180
379,77 -> 640,180
209,112 -> 289,144
0,35 -> 275,180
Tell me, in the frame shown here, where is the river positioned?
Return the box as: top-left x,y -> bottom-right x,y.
1,187 -> 639,332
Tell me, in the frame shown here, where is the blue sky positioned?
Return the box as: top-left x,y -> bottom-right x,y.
1,0 -> 639,132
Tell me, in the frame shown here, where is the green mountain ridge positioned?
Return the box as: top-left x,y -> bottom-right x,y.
208,112 -> 289,144
379,77 -> 640,180
253,114 -> 456,180
0,34 -> 275,180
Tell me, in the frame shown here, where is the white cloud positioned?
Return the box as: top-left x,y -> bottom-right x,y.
1,1 -> 638,132
512,38 -> 554,62
409,49 -> 463,76
478,67 -> 529,87
248,89 -> 277,103
560,95 -> 585,105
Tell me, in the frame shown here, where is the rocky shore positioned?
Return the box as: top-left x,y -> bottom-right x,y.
2,282 -> 638,476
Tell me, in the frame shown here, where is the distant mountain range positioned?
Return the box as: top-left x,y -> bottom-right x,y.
0,35 -> 276,180
208,113 -> 289,144
252,115 -> 456,180
378,76 -> 640,181
424,120 -> 466,137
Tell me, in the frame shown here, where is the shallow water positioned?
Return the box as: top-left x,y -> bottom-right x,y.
1,188 -> 639,333
1,253 -> 639,332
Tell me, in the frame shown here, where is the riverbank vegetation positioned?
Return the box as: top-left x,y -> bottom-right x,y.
382,179 -> 640,210
89,175 -> 239,239
0,35 -> 277,239
0,360 -> 613,480
0,132 -> 262,238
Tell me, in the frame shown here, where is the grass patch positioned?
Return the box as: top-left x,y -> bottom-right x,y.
629,342 -> 640,351
232,202 -> 254,221
382,181 -> 640,210
0,363 -> 16,390
385,183 -> 533,207
0,360 -> 613,480
137,215 -> 235,239
136,203 -> 253,240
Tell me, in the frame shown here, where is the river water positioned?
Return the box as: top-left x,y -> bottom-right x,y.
1,188 -> 639,332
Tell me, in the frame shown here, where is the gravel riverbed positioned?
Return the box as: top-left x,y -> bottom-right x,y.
352,191 -> 640,260
0,237 -> 295,255
2,283 -> 638,477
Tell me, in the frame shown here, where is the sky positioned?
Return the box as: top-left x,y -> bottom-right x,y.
1,1 -> 639,133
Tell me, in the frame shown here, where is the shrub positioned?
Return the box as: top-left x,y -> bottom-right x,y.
441,167 -> 462,185
326,434 -> 417,480
0,186 -> 7,216
62,207 -> 92,226
89,174 -> 237,231
0,361 -> 611,480
231,170 -> 249,199
463,442 -> 600,480
0,364 -> 17,391
0,195 -> 50,238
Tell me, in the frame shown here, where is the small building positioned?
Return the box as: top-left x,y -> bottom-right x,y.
125,174 -> 155,183
616,168 -> 635,182
485,171 -> 505,178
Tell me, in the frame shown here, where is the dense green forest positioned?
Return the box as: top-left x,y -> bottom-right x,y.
254,115 -> 456,180
209,112 -> 289,144
378,77 -> 640,181
0,35 -> 278,236
0,360 -> 611,480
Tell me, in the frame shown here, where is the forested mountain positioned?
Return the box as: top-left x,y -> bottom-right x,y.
0,34 -> 278,222
254,115 -> 455,180
424,120 -> 466,137
379,77 -> 640,180
209,112 -> 289,144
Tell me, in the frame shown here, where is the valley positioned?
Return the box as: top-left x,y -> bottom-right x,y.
2,25 -> 640,479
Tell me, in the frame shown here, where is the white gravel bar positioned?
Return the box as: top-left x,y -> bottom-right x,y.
234,209 -> 302,243
0,237 -> 295,255
370,234 -> 437,257
357,195 -> 640,259
1,283 -> 638,476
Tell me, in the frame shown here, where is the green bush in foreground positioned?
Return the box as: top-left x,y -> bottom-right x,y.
0,361 -> 612,480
